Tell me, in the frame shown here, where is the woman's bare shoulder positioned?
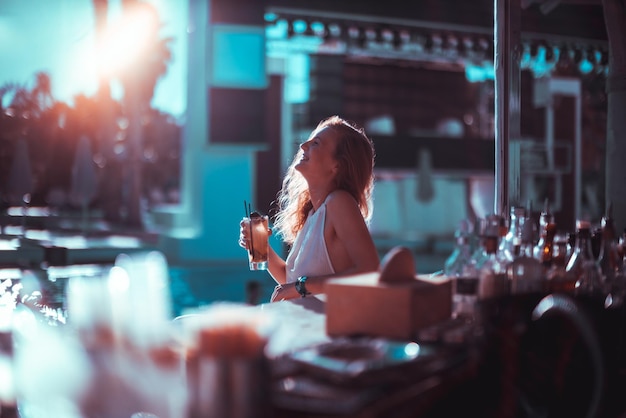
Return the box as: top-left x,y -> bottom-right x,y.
325,190 -> 361,217
326,190 -> 358,207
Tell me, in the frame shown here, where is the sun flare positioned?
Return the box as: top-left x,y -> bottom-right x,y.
96,4 -> 158,80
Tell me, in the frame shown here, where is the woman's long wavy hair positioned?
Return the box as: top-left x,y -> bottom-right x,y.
273,116 -> 375,244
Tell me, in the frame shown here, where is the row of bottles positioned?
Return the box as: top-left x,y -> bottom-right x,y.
444,201 -> 626,319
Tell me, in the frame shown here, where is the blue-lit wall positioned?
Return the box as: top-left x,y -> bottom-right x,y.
0,0 -> 477,309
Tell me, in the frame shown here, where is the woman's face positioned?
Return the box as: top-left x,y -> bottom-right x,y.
295,126 -> 339,183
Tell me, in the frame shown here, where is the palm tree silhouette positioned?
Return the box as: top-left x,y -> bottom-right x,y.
92,0 -> 173,228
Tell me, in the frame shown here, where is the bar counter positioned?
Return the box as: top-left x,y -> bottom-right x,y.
259,297 -> 480,417
261,293 -> 626,418
4,263 -> 626,417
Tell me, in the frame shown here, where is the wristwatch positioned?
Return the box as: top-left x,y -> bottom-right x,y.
295,276 -> 311,298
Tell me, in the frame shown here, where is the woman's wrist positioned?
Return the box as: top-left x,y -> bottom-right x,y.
295,276 -> 311,297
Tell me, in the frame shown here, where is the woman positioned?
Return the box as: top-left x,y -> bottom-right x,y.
239,116 -> 380,301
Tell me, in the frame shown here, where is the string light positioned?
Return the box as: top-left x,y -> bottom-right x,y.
266,14 -> 609,77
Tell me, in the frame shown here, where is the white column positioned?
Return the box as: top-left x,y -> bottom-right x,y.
155,0 -> 267,263
179,0 -> 209,233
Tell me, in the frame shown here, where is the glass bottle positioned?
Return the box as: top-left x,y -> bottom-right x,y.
452,261 -> 480,320
446,220 -> 477,319
464,218 -> 488,267
617,229 -> 626,290
508,218 -> 546,295
451,216 -> 500,319
591,225 -> 603,260
478,214 -> 509,300
597,205 -> 619,283
444,219 -> 474,278
547,232 -> 575,292
618,229 -> 626,272
566,220 -> 603,295
499,206 -> 526,263
533,199 -> 556,268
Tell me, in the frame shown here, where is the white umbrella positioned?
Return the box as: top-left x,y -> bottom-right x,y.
7,138 -> 33,205
7,139 -> 34,236
70,135 -> 97,233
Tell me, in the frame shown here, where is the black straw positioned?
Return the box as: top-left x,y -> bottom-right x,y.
245,200 -> 254,257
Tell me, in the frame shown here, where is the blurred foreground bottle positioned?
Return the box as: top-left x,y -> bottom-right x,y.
566,220 -> 603,295
0,322 -> 17,418
64,252 -> 186,418
184,305 -> 273,418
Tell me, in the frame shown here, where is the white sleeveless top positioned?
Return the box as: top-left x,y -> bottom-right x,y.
285,197 -> 335,283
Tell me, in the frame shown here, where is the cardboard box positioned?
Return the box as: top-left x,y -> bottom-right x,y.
325,247 -> 452,340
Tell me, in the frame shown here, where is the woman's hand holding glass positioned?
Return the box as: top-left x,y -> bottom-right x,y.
239,216 -> 271,271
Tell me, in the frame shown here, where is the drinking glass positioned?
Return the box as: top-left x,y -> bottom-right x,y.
243,215 -> 269,270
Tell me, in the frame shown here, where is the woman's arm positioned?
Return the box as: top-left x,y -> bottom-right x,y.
270,273 -> 332,301
267,246 -> 287,285
325,190 -> 380,274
